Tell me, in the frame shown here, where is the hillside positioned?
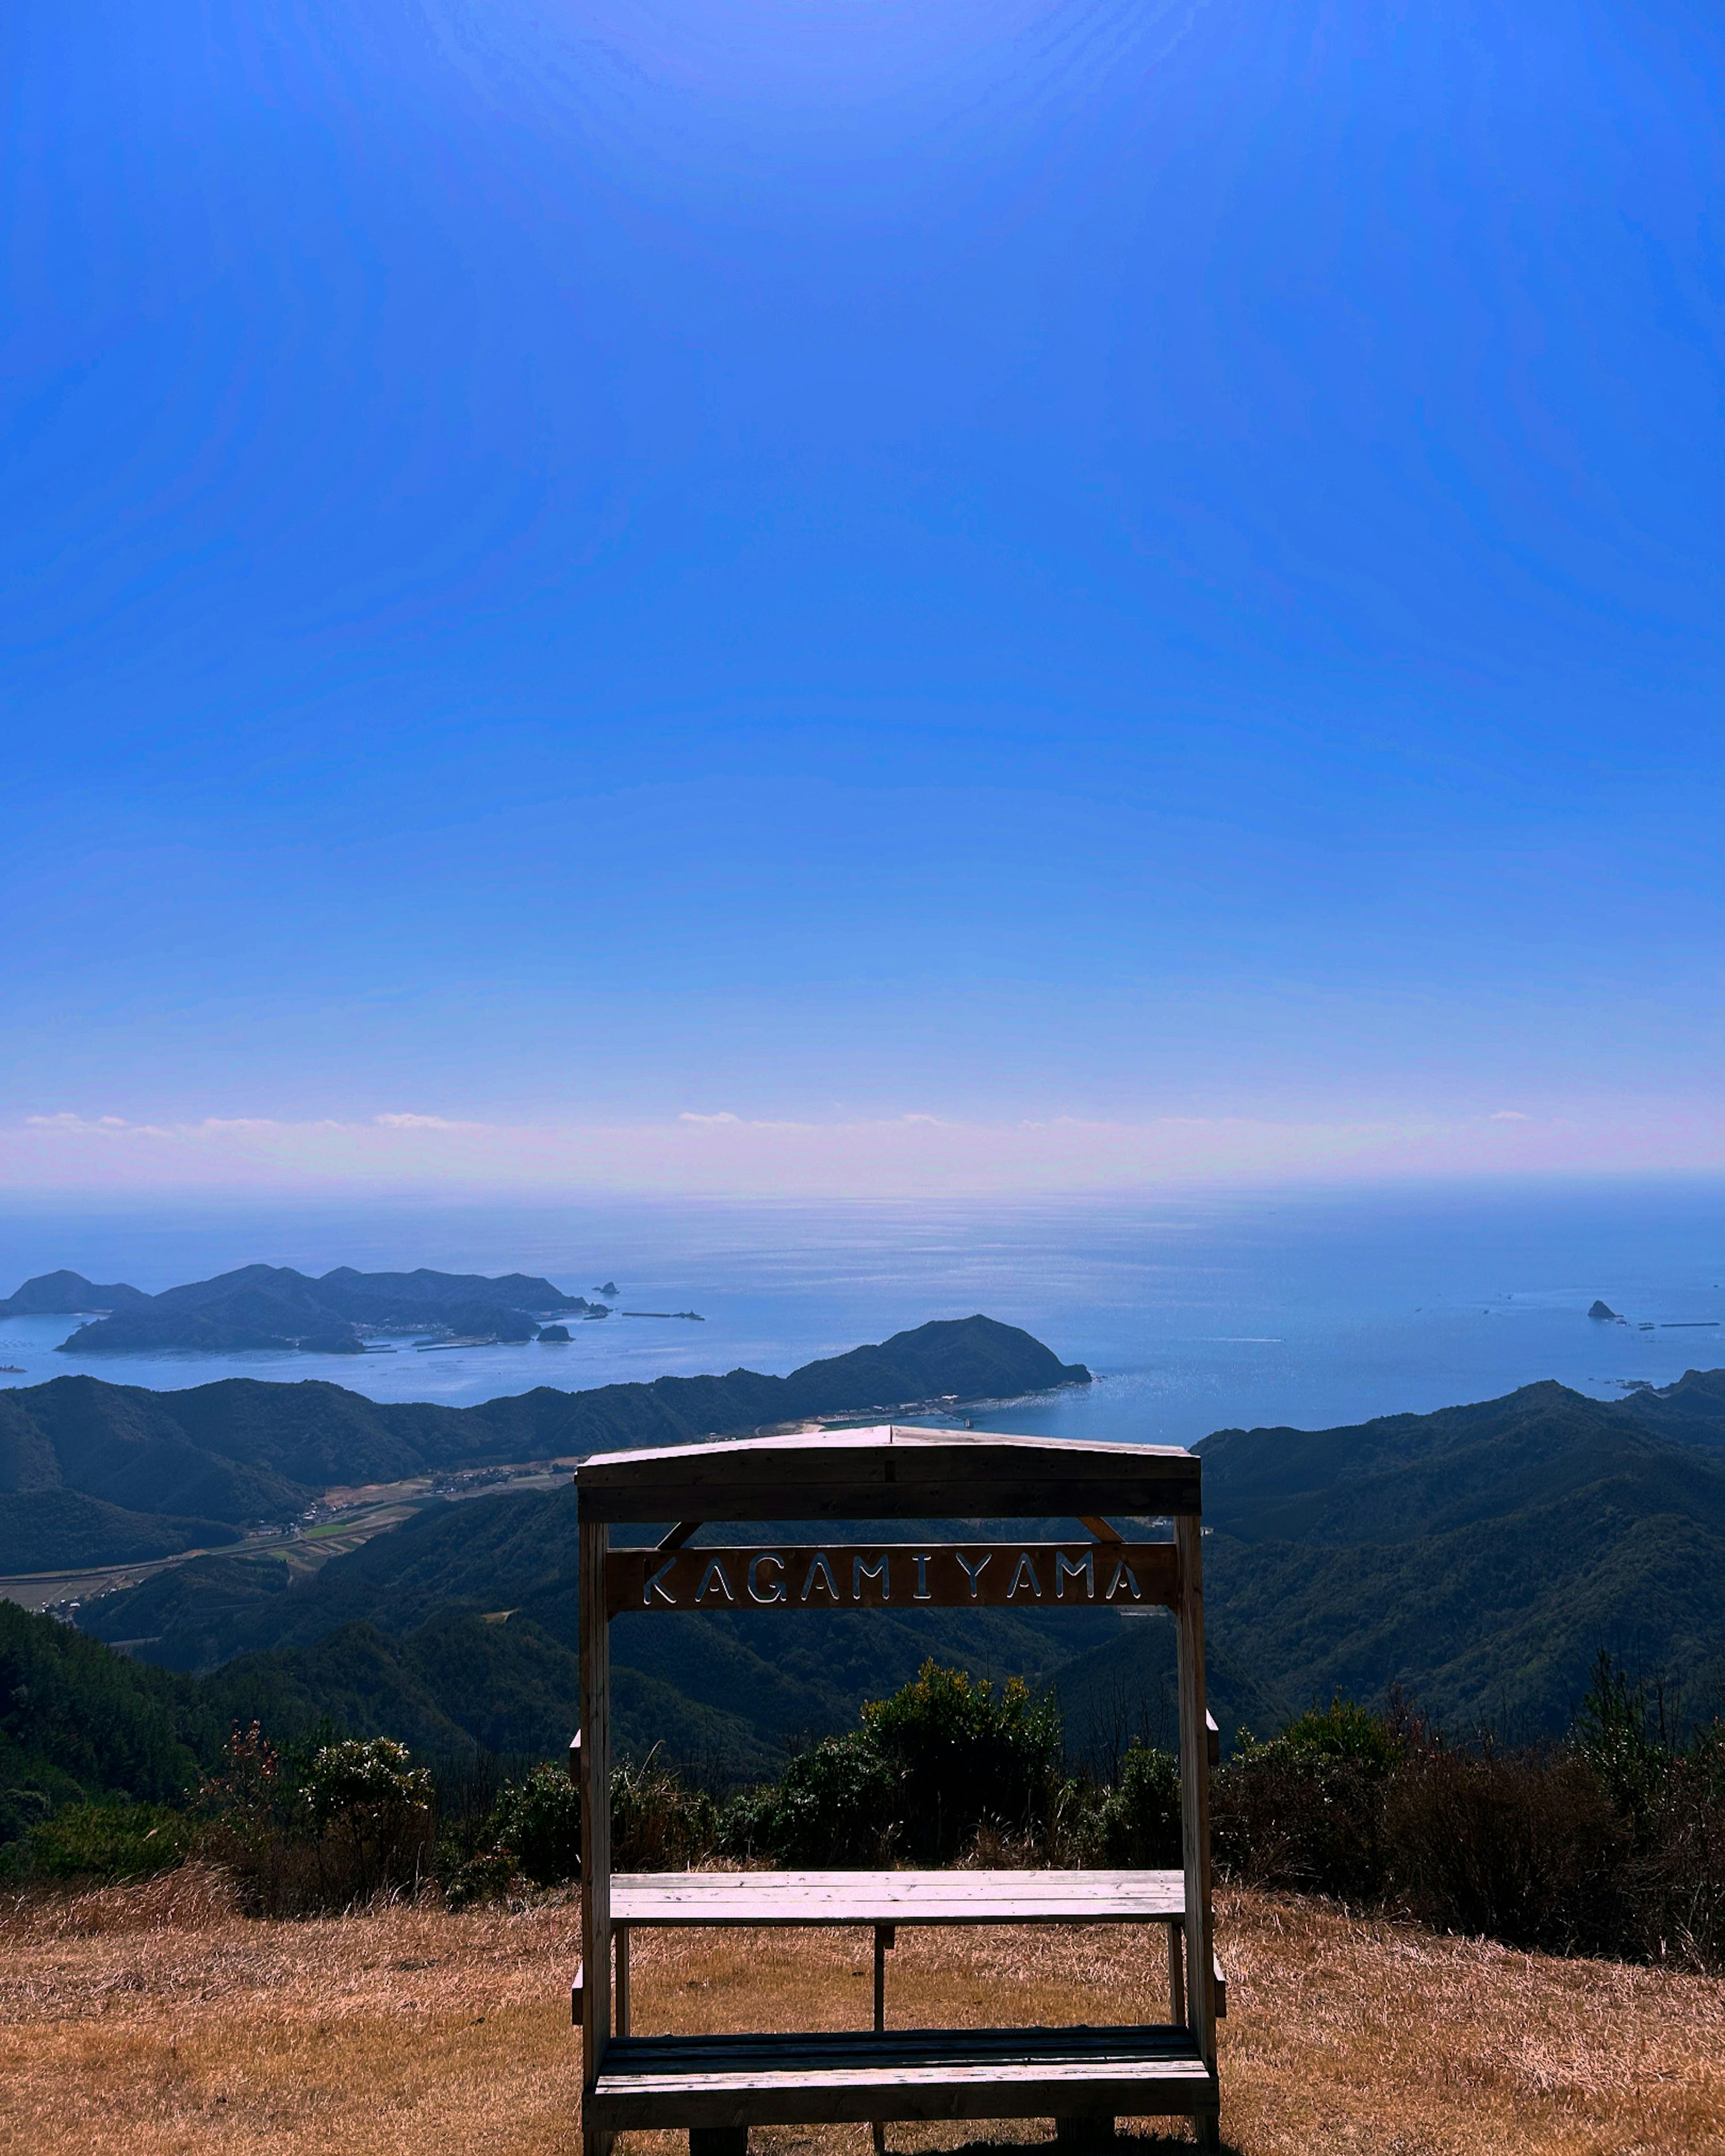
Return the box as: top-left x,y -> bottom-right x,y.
75,1486 -> 1255,1776
0,1315 -> 1089,1560
0,1490 -> 241,1575
0,1598 -> 217,1827
1198,1370 -> 1725,1733
72,1363 -> 1725,1765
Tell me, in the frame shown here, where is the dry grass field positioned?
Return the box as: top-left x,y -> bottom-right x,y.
2,1869 -> 1720,2156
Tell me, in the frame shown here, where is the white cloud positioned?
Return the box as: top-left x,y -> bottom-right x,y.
4,1098 -> 1722,1196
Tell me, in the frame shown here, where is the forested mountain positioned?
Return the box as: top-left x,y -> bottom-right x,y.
72,1365 -> 1725,1769
0,1598 -> 213,1828
0,1316 -> 1089,1568
0,1271 -> 153,1317
1199,1370 -> 1725,1732
11,1354 -> 1719,1812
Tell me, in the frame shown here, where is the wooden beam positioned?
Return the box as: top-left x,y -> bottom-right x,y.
607,1542 -> 1177,1619
586,2026 -> 1218,2133
656,1520 -> 703,1553
580,1517 -> 613,2156
575,1430 -> 1201,1524
1174,1514 -> 1218,2153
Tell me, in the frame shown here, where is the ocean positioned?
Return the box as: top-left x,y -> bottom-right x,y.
0,1180 -> 1720,1446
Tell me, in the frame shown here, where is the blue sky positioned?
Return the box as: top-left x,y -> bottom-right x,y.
4,0 -> 1722,1193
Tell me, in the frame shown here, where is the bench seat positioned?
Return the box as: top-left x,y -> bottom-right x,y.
586,2024 -> 1218,2131
610,1869 -> 1187,1926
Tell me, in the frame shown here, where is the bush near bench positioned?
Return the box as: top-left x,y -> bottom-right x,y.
5,1653 -> 1721,1971
1211,1662 -> 1725,1967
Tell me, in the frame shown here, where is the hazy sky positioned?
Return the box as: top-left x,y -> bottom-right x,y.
4,0 -> 1722,1194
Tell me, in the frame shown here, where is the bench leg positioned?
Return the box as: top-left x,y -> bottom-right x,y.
1055,2116 -> 1112,2152
1167,1922 -> 1185,2023
872,1924 -> 895,2155
690,2132 -> 747,2156
1194,2107 -> 1221,2151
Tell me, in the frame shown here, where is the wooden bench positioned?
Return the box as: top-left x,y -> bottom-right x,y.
578,1866 -> 1224,2148
574,1428 -> 1224,2154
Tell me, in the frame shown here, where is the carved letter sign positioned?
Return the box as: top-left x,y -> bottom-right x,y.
605,1541 -> 1177,1617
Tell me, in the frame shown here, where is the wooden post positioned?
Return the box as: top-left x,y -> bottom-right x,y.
872,1925 -> 894,2154
1174,1512 -> 1219,2150
1166,1920 -> 1185,2024
616,1923 -> 631,2037
580,1517 -> 613,2156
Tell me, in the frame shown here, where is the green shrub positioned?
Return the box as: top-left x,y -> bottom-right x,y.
297,1737 -> 435,1903
497,1763 -> 583,1886
443,1748 -> 723,1904
722,1661 -> 1068,1867
1280,1693 -> 1402,1771
865,1661 -> 1066,1863
8,1799 -> 195,1880
1213,1741 -> 1388,1902
1093,1743 -> 1182,1866
305,1736 -> 433,1829
723,1730 -> 900,1866
0,1785 -> 52,1846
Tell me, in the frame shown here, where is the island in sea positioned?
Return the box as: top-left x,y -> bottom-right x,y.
0,1264 -> 612,1357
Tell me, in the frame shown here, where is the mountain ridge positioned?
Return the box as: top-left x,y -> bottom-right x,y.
75,1364 -> 1725,1763
0,1316 -> 1091,1558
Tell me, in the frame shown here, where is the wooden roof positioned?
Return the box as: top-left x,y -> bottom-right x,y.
574,1422 -> 1201,1521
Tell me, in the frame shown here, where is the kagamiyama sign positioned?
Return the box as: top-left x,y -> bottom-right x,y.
606,1540 -> 1178,1614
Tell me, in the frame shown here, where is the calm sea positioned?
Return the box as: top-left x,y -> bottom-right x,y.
0,1182 -> 1721,1446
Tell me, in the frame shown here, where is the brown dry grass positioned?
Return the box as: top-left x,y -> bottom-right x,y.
2,1869 -> 1720,2156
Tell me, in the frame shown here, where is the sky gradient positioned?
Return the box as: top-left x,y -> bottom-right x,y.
4,0 -> 1722,1194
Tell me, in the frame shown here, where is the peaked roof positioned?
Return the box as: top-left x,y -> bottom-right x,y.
575,1422 -> 1201,1522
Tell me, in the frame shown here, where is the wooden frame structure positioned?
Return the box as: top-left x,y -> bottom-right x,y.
576,1425 -> 1220,2153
